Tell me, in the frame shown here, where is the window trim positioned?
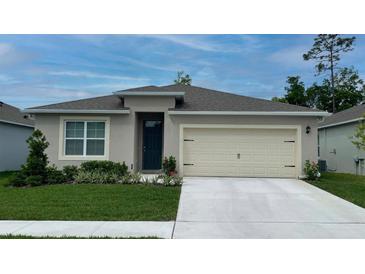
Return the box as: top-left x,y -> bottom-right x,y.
58,116 -> 110,161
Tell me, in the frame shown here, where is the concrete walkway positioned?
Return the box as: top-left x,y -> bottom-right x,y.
173,177 -> 365,238
0,221 -> 174,238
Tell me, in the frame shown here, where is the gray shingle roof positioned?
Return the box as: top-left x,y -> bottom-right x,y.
319,104 -> 365,128
163,85 -> 317,112
27,84 -> 325,113
29,94 -> 127,110
0,102 -> 34,127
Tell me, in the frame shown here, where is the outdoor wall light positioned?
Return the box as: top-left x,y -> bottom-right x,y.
306,126 -> 311,134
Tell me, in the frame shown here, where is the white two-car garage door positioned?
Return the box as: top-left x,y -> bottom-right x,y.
182,127 -> 298,178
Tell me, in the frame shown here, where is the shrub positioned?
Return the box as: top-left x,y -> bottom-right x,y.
141,175 -> 160,184
25,175 -> 43,187
22,129 -> 49,179
63,165 -> 79,182
130,172 -> 142,184
304,160 -> 320,181
121,172 -> 142,184
46,165 -> 66,185
159,174 -> 183,186
9,129 -> 49,186
162,156 -> 177,175
80,161 -> 128,176
74,170 -> 120,184
9,173 -> 27,187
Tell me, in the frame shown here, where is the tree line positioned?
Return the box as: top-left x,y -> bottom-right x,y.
272,35 -> 365,113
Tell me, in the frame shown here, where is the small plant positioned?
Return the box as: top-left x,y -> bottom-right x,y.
162,156 -> 177,176
120,173 -> 132,184
129,172 -> 142,184
159,174 -> 183,186
63,165 -> 79,182
46,165 -> 67,184
304,160 -> 320,181
120,173 -> 141,184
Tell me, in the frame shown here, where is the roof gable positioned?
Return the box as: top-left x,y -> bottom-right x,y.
319,104 -> 365,128
0,102 -> 34,127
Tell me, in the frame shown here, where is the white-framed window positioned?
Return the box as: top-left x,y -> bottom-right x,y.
64,121 -> 106,156
59,116 -> 110,160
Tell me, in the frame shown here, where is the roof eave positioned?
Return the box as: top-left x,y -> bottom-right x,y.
168,110 -> 330,117
0,119 -> 34,128
318,117 -> 364,129
23,109 -> 130,114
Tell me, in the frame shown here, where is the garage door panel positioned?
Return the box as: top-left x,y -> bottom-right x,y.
183,128 -> 297,178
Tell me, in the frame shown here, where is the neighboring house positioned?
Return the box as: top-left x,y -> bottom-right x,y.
25,84 -> 328,178
0,102 -> 34,171
318,104 -> 365,175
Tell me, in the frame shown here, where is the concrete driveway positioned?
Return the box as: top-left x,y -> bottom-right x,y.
173,177 -> 365,238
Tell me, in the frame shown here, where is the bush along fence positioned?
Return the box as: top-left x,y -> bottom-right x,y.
9,129 -> 183,187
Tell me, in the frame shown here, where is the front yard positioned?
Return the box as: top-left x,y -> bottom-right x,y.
0,172 -> 181,221
307,172 -> 365,208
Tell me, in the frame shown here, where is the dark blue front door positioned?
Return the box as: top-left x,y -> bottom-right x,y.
143,120 -> 163,170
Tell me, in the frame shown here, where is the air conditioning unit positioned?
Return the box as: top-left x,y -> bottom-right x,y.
318,160 -> 327,173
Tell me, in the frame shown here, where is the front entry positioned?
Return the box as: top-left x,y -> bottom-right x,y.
142,120 -> 163,170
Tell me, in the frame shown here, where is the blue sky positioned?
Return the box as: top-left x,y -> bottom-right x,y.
1,34 -> 365,109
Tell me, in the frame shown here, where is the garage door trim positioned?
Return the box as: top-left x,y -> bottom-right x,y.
179,124 -> 302,178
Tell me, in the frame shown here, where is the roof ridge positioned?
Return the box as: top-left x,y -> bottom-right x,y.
117,85 -> 159,92
159,84 -> 317,112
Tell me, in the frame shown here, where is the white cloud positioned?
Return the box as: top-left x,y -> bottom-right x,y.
147,35 -> 237,53
269,45 -> 313,68
0,43 -> 34,68
153,35 -> 219,51
1,84 -> 93,99
0,83 -> 104,108
48,70 -> 149,81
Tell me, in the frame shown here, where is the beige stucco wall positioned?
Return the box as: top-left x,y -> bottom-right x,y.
34,96 -> 319,177
35,113 -> 135,169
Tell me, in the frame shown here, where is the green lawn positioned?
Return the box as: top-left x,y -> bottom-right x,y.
308,172 -> 365,208
0,171 -> 181,221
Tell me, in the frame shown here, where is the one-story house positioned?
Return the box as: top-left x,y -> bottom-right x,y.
318,104 -> 365,175
0,102 -> 34,171
25,84 -> 328,178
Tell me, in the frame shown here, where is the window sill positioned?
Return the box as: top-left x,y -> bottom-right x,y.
58,155 -> 109,161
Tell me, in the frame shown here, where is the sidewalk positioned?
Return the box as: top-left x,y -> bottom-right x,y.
0,221 -> 175,238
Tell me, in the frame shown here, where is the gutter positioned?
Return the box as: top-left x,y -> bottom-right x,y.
0,119 -> 34,128
168,110 -> 330,117
22,109 -> 130,114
